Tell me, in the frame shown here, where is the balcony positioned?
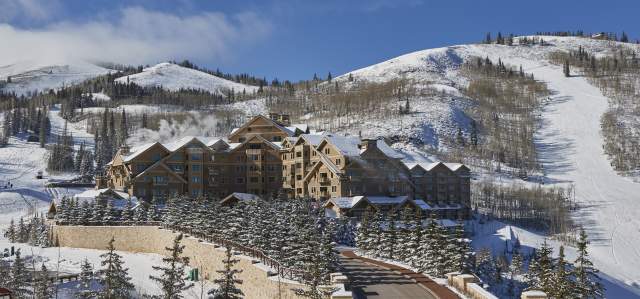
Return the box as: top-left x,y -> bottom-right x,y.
319,177 -> 330,185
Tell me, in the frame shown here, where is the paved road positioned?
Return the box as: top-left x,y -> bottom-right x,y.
340,254 -> 437,299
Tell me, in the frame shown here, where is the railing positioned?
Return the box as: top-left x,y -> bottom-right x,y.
55,221 -> 319,282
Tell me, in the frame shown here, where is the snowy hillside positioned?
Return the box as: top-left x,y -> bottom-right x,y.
0,60 -> 112,96
114,62 -> 259,96
337,36 -> 640,297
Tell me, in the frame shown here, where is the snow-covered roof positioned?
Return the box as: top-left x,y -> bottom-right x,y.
323,136 -> 361,156
444,163 -> 466,171
328,196 -> 365,209
221,192 -> 261,205
412,199 -> 431,210
123,142 -> 157,162
292,124 -> 308,133
300,133 -> 329,147
164,136 -> 208,152
73,188 -> 129,200
374,139 -> 403,159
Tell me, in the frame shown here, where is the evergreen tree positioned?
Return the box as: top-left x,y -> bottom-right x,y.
8,251 -> 32,298
210,246 -> 244,299
98,237 -> 134,299
35,263 -> 55,299
550,246 -> 572,298
4,218 -> 17,242
150,234 -> 193,298
451,222 -> 473,273
76,258 -> 96,298
573,229 -> 605,298
527,240 -> 555,293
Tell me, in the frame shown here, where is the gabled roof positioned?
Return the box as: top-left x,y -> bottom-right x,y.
227,115 -> 295,140
296,132 -> 330,147
123,142 -> 169,162
133,161 -> 188,184
325,196 -> 366,209
403,161 -> 463,173
374,139 -> 404,159
319,135 -> 361,157
220,192 -> 261,205
228,134 -> 282,153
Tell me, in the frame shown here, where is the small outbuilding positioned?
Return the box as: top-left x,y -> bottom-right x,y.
219,192 -> 262,206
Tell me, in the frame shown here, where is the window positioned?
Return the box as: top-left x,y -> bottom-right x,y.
336,159 -> 341,165
269,176 -> 275,182
251,154 -> 259,161
192,165 -> 201,171
170,154 -> 182,160
236,177 -> 244,184
191,154 -> 202,160
296,175 -> 302,180
192,176 -> 201,183
153,176 -> 168,185
191,189 -> 201,197
296,163 -> 302,169
249,143 -> 261,149
170,164 -> 183,172
250,177 -> 259,183
332,186 -> 337,192
325,148 -> 330,154
296,152 -> 302,158
272,136 -> 282,142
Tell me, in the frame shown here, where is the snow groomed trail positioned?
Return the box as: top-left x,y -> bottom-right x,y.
521,60 -> 640,296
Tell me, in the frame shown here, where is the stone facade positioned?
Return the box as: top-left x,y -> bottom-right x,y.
52,225 -> 311,299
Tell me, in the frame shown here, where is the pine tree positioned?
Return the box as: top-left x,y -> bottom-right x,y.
34,263 -> 55,299
475,248 -> 495,286
451,222 -> 472,273
8,251 -> 32,298
98,237 -> 134,299
381,210 -> 398,260
18,217 -> 28,242
76,259 -> 96,298
550,245 -> 572,298
4,218 -> 17,242
527,240 -> 555,293
573,229 -> 605,298
150,234 -> 193,298
210,247 -> 244,299
121,200 -> 134,223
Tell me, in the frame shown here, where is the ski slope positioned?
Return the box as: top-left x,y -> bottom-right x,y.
114,62 -> 258,96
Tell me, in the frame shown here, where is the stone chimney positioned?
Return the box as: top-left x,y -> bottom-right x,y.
120,143 -> 130,155
360,138 -> 378,152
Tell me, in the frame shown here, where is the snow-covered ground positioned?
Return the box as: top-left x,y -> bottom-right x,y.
114,62 -> 259,96
0,60 -> 112,96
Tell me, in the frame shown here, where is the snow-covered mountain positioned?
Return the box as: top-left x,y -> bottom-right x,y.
0,60 -> 112,96
337,36 -> 640,297
114,62 -> 259,96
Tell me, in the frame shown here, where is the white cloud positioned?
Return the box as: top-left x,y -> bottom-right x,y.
0,6 -> 272,66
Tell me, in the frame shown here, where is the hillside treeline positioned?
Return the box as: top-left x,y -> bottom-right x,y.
457,57 -> 549,178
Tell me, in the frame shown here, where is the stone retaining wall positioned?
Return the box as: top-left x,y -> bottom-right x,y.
52,225 -> 309,299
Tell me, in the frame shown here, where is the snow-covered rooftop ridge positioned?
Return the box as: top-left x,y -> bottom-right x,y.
123,142 -> 157,162
114,62 -> 258,96
324,135 -> 361,156
374,139 -> 404,159
225,192 -> 261,201
403,161 -> 466,172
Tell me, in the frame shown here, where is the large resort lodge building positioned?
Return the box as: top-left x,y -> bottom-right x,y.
103,114 -> 471,219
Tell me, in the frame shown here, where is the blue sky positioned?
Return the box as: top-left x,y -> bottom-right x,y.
1,0 -> 638,81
